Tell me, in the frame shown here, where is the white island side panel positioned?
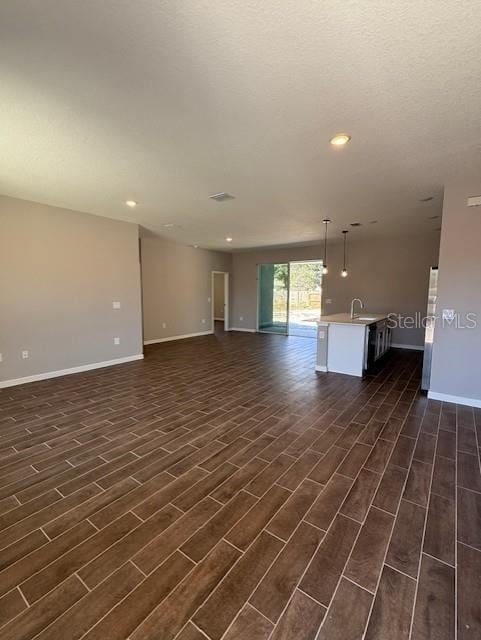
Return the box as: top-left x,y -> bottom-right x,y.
327,323 -> 367,376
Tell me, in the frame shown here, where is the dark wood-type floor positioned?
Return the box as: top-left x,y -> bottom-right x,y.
0,329 -> 480,640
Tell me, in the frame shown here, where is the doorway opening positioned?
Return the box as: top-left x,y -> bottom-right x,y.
211,271 -> 229,333
257,260 -> 322,337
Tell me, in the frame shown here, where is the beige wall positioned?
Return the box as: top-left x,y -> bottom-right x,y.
430,179 -> 481,404
0,196 -> 143,384
213,272 -> 225,319
141,237 -> 231,341
231,232 -> 440,346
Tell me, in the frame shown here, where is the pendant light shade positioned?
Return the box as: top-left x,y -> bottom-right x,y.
341,229 -> 348,277
322,219 -> 330,275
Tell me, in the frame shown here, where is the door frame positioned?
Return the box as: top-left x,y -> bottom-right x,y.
211,271 -> 229,331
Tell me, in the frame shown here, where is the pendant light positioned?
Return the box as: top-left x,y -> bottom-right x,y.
322,219 -> 330,275
341,230 -> 349,277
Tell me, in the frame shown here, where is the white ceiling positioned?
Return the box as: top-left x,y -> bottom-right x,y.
1,1 -> 481,250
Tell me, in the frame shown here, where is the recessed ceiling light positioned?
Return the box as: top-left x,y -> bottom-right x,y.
420,196 -> 434,202
370,220 -> 378,224
209,192 -> 235,202
125,200 -> 137,208
428,215 -> 439,219
330,134 -> 351,146
225,237 -> 233,243
350,222 -> 362,227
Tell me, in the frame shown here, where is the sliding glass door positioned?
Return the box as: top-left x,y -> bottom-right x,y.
288,261 -> 322,338
258,260 -> 322,337
258,263 -> 289,334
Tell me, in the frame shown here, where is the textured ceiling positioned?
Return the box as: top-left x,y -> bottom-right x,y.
1,0 -> 480,249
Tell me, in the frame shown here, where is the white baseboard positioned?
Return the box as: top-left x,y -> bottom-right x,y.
391,343 -> 424,351
229,327 -> 256,333
315,365 -> 328,372
0,354 -> 144,389
427,390 -> 481,409
144,330 -> 213,345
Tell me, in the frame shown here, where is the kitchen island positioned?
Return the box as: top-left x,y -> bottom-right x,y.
316,313 -> 391,377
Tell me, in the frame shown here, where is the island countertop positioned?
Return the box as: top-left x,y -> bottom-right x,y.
317,313 -> 388,326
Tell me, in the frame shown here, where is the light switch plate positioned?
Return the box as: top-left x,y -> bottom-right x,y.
467,195 -> 481,207
22,350 -> 29,359
325,299 -> 332,304
112,301 -> 121,309
114,337 -> 120,345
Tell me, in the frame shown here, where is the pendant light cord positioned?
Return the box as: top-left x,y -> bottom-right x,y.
341,230 -> 348,276
324,224 -> 328,266
321,219 -> 330,274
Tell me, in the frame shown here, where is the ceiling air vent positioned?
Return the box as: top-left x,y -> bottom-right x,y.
209,192 -> 235,202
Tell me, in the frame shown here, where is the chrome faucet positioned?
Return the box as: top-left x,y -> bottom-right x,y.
350,298 -> 364,319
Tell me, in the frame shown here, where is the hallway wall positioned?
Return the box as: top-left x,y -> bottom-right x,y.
141,237 -> 231,342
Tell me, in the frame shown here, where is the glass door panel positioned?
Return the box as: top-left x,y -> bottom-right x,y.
258,263 -> 289,334
288,261 -> 322,338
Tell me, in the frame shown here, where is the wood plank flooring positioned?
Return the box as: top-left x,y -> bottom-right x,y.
0,329 -> 480,639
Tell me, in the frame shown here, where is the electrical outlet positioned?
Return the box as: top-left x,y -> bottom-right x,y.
201,319 -> 206,324
114,337 -> 120,345
162,322 -> 167,329
207,297 -> 211,303
112,301 -> 121,309
240,316 -> 243,321
22,350 -> 29,359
